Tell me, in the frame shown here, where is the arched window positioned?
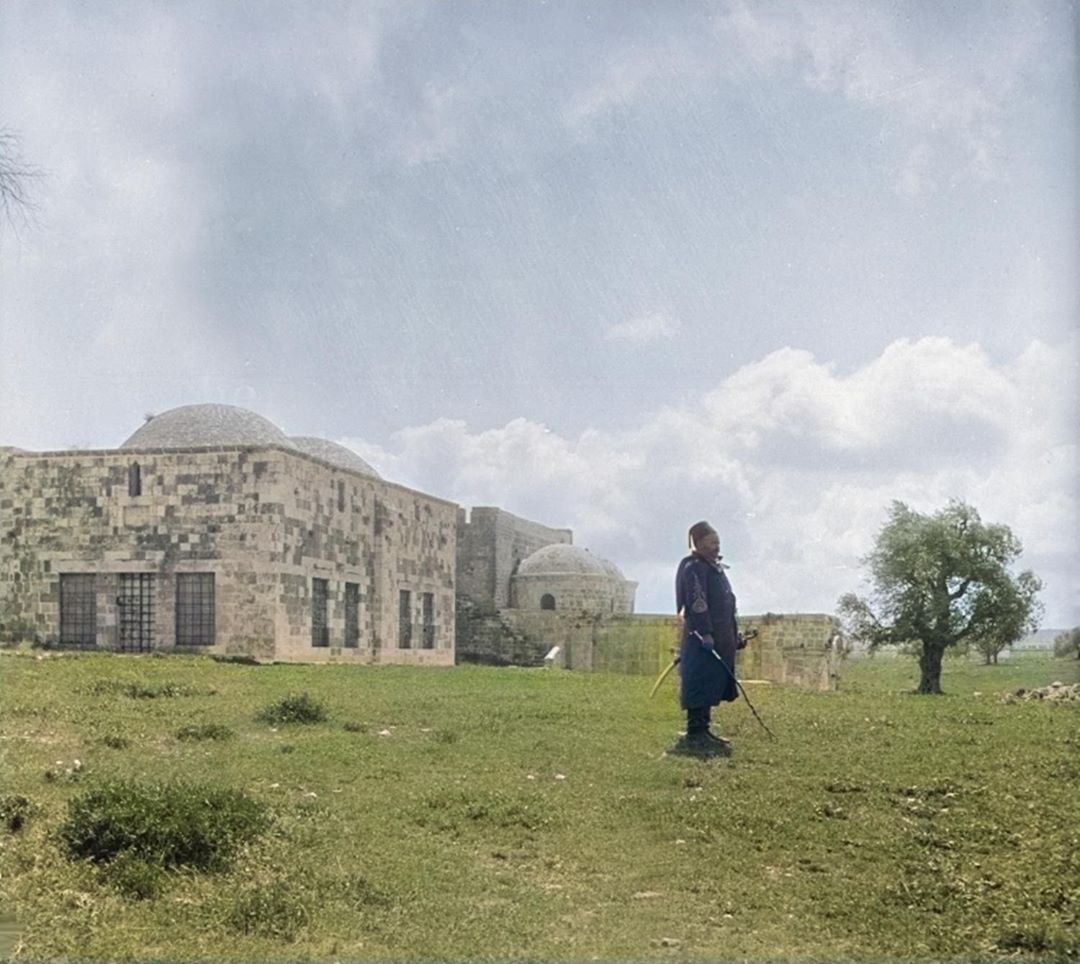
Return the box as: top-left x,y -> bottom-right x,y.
128,462 -> 142,497
540,593 -> 556,611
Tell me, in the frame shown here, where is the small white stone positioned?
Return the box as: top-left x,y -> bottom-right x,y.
377,729 -> 392,736
554,773 -> 566,781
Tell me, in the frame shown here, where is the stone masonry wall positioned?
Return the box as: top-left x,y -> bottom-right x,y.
456,506 -> 571,609
0,446 -> 284,655
456,606 -> 841,691
0,446 -> 458,664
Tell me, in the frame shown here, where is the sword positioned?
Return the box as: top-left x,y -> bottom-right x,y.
649,656 -> 680,698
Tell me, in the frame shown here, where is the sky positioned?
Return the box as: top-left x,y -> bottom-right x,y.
1,1 -> 1076,627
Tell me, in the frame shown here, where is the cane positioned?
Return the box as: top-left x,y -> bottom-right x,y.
693,631 -> 777,741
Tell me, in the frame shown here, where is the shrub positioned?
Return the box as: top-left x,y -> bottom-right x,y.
101,853 -> 167,900
342,720 -> 367,733
101,734 -> 131,750
0,794 -> 35,833
176,723 -> 234,742
60,779 -> 270,872
255,693 -> 328,726
225,881 -> 310,941
87,679 -> 197,699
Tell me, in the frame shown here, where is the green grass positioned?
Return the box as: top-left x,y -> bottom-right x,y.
0,650 -> 1076,960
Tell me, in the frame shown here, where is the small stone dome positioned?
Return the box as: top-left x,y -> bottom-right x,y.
290,437 -> 381,478
121,404 -> 296,450
517,544 -> 608,576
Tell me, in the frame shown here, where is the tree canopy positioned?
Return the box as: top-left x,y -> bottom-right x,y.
1053,627 -> 1080,660
838,500 -> 1042,693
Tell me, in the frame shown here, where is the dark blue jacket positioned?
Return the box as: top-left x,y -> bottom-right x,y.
676,554 -> 739,708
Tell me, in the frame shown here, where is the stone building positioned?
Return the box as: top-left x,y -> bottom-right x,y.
0,404 -> 456,663
454,506 -> 572,610
2,402 -> 840,689
510,544 -> 636,614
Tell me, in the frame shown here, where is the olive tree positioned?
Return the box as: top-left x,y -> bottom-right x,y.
838,500 -> 1042,694
1054,627 -> 1080,660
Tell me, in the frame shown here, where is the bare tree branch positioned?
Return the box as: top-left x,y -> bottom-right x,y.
0,128 -> 42,234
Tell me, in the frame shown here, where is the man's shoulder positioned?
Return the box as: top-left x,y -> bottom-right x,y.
678,555 -> 710,576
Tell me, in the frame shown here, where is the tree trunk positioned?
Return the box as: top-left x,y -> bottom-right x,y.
916,645 -> 944,694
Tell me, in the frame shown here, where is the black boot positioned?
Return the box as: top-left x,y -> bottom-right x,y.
666,707 -> 729,758
705,731 -> 733,751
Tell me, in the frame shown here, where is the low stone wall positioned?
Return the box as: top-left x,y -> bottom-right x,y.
455,604 -> 841,691
454,598 -> 549,667
739,614 -> 842,691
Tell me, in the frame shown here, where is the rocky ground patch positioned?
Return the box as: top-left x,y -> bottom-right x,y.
1002,680 -> 1080,703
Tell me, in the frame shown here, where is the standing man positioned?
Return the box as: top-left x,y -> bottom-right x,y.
669,520 -> 743,757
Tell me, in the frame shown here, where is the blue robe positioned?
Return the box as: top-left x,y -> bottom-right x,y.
676,554 -> 739,709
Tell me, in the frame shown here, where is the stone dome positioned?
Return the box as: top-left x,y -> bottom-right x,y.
517,544 -> 609,576
290,437 -> 381,478
121,404 -> 296,451
596,556 -> 626,580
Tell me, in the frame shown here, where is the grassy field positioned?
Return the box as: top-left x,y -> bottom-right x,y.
1,649 -> 1077,961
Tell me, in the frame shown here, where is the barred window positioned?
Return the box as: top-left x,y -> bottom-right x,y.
118,573 -> 156,652
344,582 -> 360,648
540,593 -> 556,611
60,574 -> 97,648
176,573 -> 215,646
422,592 -> 435,649
398,590 -> 412,649
337,480 -> 345,512
128,462 -> 141,497
312,578 -> 329,648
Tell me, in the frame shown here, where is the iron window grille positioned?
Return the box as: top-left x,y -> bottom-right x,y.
60,574 -> 97,648
118,573 -> 156,652
312,578 -> 330,647
176,573 -> 215,646
398,590 -> 412,649
422,592 -> 435,649
344,582 -> 360,648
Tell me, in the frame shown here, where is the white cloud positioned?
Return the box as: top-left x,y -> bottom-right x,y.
402,82 -> 461,166
715,0 -> 1019,192
604,311 -> 681,344
563,41 -> 705,129
349,335 -> 1078,626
